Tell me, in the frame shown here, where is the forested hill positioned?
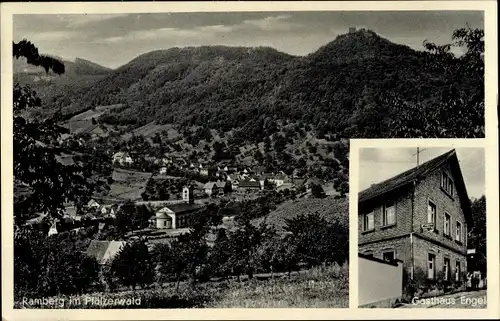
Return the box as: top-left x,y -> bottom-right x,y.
21,28 -> 484,139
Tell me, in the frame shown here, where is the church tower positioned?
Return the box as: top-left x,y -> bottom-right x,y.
183,185 -> 194,204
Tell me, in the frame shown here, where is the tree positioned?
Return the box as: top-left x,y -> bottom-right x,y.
14,229 -> 100,298
227,217 -> 262,280
468,196 -> 486,273
111,240 -> 154,290
209,228 -> 232,278
13,39 -> 108,223
285,213 -> 348,266
388,26 -> 484,138
310,183 -> 326,198
168,215 -> 211,289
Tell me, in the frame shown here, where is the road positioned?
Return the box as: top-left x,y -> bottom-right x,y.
399,290 -> 487,309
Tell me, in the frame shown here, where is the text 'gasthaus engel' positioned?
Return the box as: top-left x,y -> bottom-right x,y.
21,296 -> 142,307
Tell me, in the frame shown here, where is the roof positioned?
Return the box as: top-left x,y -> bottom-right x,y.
252,166 -> 268,173
239,180 -> 261,188
215,181 -> 227,188
86,240 -> 126,264
358,149 -> 473,226
87,199 -> 100,206
277,183 -> 295,191
55,154 -> 75,166
155,212 -> 172,219
359,149 -> 455,202
158,203 -> 204,214
203,182 -> 218,189
274,173 -> 289,180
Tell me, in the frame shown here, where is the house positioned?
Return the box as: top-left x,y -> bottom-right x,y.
48,222 -> 58,237
358,149 -> 472,288
87,199 -> 101,210
252,166 -> 268,175
277,182 -> 296,192
159,166 -> 168,175
226,174 -> 239,189
100,205 -> 116,216
112,151 -> 133,166
269,172 -> 289,187
86,240 -> 127,264
238,180 -> 261,191
216,181 -> 230,194
203,182 -> 220,197
150,186 -> 205,229
200,167 -> 216,177
98,222 -> 107,232
305,177 -> 322,192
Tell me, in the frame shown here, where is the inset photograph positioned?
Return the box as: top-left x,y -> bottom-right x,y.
357,147 -> 486,308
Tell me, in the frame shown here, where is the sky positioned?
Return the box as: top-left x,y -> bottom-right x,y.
358,147 -> 485,199
13,11 -> 484,69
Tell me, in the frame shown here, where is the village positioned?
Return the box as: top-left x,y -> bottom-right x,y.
22,147 -> 340,264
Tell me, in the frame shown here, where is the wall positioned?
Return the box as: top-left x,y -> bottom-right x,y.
358,187 -> 413,244
413,163 -> 468,255
358,254 -> 403,307
359,237 -> 412,271
412,236 -> 467,281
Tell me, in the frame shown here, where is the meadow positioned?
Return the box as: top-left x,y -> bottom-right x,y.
15,263 -> 348,309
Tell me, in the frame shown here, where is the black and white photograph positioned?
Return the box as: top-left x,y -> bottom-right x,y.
1,1 -> 495,317
357,146 -> 487,309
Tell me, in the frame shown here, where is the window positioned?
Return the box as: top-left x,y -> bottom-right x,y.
383,202 -> 396,226
444,213 -> 451,236
428,253 -> 436,279
383,251 -> 395,262
456,221 -> 462,242
441,172 -> 454,196
427,201 -> 437,225
443,258 -> 450,281
363,211 -> 374,231
455,261 -> 461,281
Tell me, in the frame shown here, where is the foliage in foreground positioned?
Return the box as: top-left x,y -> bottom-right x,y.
15,263 -> 348,309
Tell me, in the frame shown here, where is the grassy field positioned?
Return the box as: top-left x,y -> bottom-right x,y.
15,263 -> 348,309
253,196 -> 349,230
106,169 -> 153,201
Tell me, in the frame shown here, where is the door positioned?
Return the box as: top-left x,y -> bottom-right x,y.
428,253 -> 436,279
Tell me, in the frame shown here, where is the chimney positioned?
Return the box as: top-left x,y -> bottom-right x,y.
349,27 -> 356,34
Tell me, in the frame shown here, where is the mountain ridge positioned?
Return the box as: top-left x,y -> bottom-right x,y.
15,29 -> 481,139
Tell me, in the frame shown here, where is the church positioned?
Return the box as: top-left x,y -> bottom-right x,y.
149,186 -> 205,229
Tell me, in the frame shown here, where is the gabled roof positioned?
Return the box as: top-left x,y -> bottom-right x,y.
86,240 -> 126,264
358,149 -> 473,225
203,182 -> 218,189
215,181 -> 227,188
158,203 -> 204,214
359,149 -> 455,202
